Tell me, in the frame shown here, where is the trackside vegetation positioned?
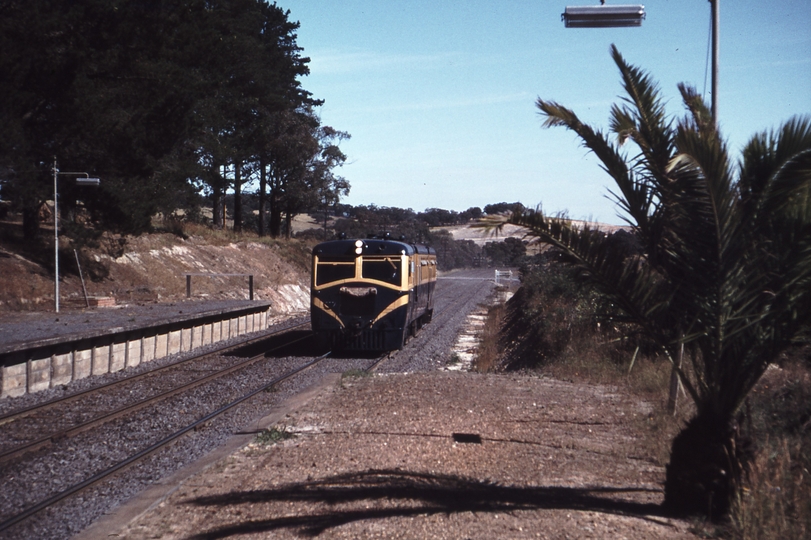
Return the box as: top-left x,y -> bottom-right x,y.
484,45 -> 811,525
481,257 -> 810,537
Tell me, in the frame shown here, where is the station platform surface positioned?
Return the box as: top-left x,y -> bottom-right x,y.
0,300 -> 272,354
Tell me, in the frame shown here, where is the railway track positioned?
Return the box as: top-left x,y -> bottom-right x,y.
0,322 -> 312,465
378,270 -> 496,373
0,350 -> 332,534
0,319 -> 309,429
359,276 -> 488,373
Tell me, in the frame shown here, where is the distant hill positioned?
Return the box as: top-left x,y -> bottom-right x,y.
437,220 -> 628,246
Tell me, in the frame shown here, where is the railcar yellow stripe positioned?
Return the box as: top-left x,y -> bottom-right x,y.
313,277 -> 354,292
312,297 -> 345,328
372,295 -> 410,325
313,278 -> 406,292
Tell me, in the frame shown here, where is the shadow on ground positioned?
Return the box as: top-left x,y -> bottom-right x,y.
183,469 -> 670,539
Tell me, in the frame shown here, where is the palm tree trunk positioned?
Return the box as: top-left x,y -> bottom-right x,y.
664,408 -> 746,519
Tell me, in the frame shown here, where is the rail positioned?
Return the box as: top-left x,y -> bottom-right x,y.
0,319 -> 308,428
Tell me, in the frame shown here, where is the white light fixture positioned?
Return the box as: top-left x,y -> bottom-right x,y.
75,178 -> 100,186
562,3 -> 645,28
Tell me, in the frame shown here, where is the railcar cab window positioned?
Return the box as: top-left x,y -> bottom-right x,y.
362,257 -> 401,286
315,257 -> 355,286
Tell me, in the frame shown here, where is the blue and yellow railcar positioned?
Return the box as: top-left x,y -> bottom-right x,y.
311,237 -> 437,351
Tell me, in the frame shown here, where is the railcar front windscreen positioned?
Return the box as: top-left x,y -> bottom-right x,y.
361,257 -> 401,286
315,259 -> 355,286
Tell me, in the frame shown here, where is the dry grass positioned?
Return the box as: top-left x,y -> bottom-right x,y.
731,439 -> 810,539
177,221 -> 315,273
476,266 -> 688,467
472,254 -> 811,538
539,335 -> 689,469
728,359 -> 811,539
494,284 -> 810,536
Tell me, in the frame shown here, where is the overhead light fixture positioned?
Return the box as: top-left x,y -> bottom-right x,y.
562,3 -> 645,28
75,177 -> 100,186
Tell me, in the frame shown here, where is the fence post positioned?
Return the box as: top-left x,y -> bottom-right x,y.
186,275 -> 191,298
248,275 -> 254,300
667,338 -> 684,415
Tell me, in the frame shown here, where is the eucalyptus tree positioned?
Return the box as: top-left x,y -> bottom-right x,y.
492,45 -> 811,517
260,108 -> 318,237
292,124 -> 351,237
0,0 -> 104,238
185,0 -> 314,230
257,107 -> 349,237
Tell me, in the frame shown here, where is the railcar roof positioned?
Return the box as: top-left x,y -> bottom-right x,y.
313,239 -> 435,257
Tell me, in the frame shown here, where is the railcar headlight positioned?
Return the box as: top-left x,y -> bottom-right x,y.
354,239 -> 363,255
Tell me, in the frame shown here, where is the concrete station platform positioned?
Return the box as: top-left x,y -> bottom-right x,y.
0,300 -> 274,399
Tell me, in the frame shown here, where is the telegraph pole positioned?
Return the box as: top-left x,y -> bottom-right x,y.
710,0 -> 719,127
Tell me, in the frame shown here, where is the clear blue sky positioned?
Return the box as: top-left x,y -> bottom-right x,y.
281,0 -> 811,224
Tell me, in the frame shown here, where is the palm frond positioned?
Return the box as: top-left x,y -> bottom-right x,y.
527,48 -> 811,422
677,83 -> 715,137
609,44 -> 675,181
535,98 -> 652,231
740,115 -> 811,222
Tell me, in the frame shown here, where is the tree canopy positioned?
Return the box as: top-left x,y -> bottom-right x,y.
0,0 -> 348,239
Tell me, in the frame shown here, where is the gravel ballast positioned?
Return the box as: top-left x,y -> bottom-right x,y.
100,372 -> 698,539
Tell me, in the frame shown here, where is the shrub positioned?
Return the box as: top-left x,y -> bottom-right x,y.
255,425 -> 296,446
499,257 -> 613,370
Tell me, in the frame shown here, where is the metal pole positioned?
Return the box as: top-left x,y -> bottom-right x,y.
710,0 -> 719,127
248,275 -> 254,300
51,164 -> 99,313
53,157 -> 59,313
